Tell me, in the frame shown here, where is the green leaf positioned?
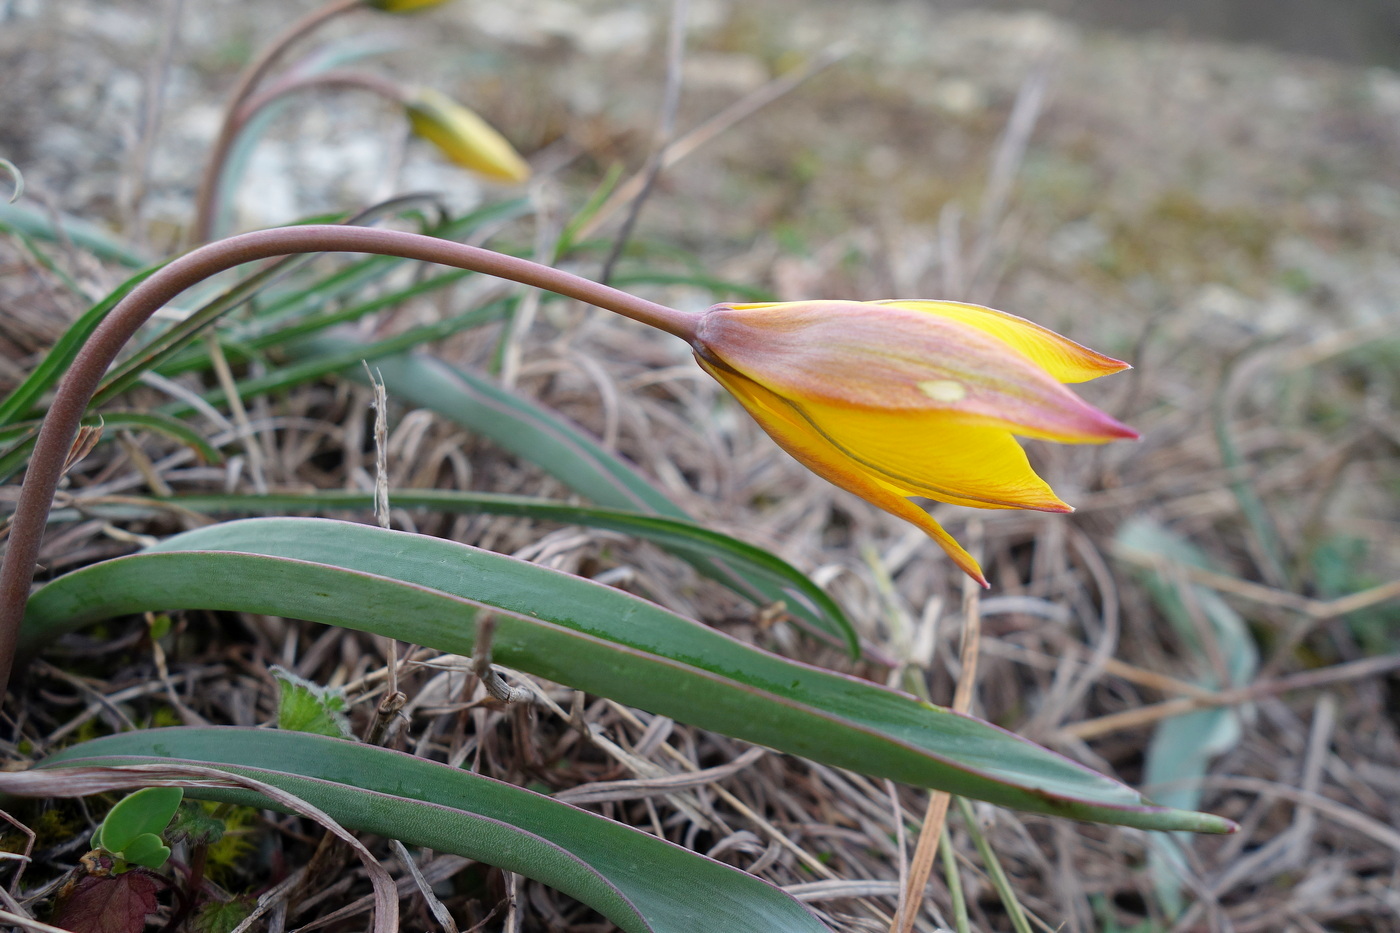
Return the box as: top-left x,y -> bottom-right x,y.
304,341 -> 855,652
115,833 -> 172,870
37,727 -> 832,933
1116,518 -> 1259,915
272,667 -> 352,739
91,254 -> 314,408
0,412 -> 222,483
167,801 -> 226,847
192,898 -> 253,933
0,201 -> 149,268
23,517 -> 1234,832
94,786 -> 183,854
144,489 -> 853,653
157,268 -> 478,377
314,338 -> 684,516
157,304 -> 511,417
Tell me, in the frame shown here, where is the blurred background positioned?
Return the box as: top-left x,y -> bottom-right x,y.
951,0 -> 1400,67
3,0 -> 1399,930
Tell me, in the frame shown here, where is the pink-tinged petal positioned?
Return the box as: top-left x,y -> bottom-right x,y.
697,355 -> 987,585
875,300 -> 1130,384
697,301 -> 1138,443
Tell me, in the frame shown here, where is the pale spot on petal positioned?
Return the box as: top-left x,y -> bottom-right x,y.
918,379 -> 967,403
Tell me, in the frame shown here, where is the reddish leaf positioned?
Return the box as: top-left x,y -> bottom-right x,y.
52,871 -> 162,933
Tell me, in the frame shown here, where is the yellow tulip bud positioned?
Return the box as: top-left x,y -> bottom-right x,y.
404,88 -> 531,184
693,299 -> 1138,585
364,0 -> 455,13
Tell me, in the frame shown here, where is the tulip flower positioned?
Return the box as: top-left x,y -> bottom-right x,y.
365,0 -> 455,12
404,88 -> 532,184
692,299 -> 1139,585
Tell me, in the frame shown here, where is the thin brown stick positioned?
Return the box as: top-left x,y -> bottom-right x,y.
0,224 -> 696,702
1058,652 -> 1400,740
120,0 -> 185,241
1113,543 -> 1400,620
896,528 -> 983,933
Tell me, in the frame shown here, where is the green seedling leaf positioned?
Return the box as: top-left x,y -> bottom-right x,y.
52,871 -> 163,933
115,833 -> 172,870
1312,534 -> 1400,654
36,728 -> 832,933
1212,370 -> 1289,586
149,489 -> 854,655
147,613 -> 172,641
24,517 -> 1234,832
273,666 -> 353,739
93,786 -> 183,855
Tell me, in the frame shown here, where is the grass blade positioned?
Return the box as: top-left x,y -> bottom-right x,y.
22,517 -> 1235,832
157,303 -> 512,416
123,489 -> 852,652
0,266 -> 156,425
0,201 -> 149,268
0,411 -> 222,483
307,340 -> 855,649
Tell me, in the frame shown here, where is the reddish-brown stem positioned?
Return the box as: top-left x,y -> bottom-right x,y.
190,0 -> 362,243
199,69 -> 408,243
0,224 -> 697,702
232,70 -> 408,129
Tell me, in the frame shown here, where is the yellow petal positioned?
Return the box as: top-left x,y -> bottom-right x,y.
404,88 -> 531,184
875,300 -> 1129,384
697,355 -> 987,585
793,396 -> 1070,511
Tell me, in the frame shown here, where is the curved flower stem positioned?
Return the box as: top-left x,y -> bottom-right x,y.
190,0 -> 362,243
232,70 -> 409,128
0,224 -> 697,701
193,69 -> 412,244
197,68 -> 408,243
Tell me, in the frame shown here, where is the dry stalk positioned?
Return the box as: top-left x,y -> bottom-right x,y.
895,522 -> 983,933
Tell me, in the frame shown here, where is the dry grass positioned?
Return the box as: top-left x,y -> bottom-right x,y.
2,1 -> 1399,931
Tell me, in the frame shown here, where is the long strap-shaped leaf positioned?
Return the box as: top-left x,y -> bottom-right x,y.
31,727 -> 830,933
314,339 -> 858,653
21,517 -> 1233,833
145,489 -> 853,652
